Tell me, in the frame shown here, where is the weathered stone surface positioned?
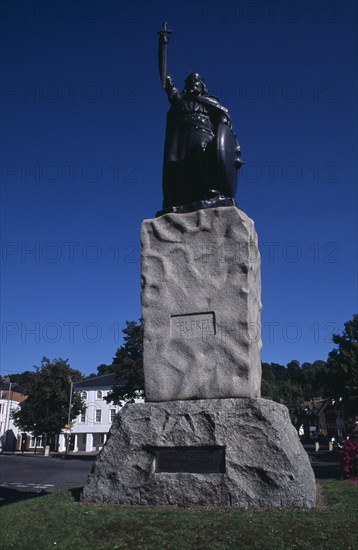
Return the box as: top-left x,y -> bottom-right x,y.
141,206 -> 262,402
81,398 -> 316,508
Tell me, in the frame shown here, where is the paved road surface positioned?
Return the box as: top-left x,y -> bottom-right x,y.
0,454 -> 95,506
304,446 -> 341,480
0,448 -> 341,507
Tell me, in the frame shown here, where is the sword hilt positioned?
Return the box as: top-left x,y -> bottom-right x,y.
158,21 -> 172,44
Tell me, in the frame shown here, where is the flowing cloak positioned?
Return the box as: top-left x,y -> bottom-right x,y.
163,94 -> 230,163
162,89 -> 239,208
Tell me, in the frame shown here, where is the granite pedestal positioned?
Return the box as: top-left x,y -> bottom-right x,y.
82,206 -> 316,508
81,398 -> 316,507
141,207 -> 262,402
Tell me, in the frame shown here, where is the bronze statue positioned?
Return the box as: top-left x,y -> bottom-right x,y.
158,22 -> 243,213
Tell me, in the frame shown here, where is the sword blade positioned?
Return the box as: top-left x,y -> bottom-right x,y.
157,23 -> 172,89
159,44 -> 167,88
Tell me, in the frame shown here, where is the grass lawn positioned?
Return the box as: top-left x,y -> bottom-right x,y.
1,480 -> 357,549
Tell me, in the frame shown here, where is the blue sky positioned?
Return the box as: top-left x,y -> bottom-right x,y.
1,0 -> 357,377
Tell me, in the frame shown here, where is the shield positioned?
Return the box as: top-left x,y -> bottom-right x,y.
216,123 -> 239,198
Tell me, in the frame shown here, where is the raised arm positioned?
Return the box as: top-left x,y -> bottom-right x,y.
157,22 -> 172,89
164,74 -> 182,103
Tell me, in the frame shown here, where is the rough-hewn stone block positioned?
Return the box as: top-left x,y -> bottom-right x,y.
81,398 -> 316,508
141,207 -> 262,401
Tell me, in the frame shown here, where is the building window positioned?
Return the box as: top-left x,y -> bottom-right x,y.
110,409 -> 116,422
96,390 -> 103,399
81,391 -> 87,400
30,436 -> 44,448
80,413 -> 86,423
92,433 -> 105,450
95,410 -> 102,423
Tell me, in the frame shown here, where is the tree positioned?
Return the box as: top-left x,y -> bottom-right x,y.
261,360 -> 326,403
271,381 -> 304,406
96,363 -> 114,376
321,314 -> 358,416
106,320 -> 144,404
6,370 -> 36,388
286,360 -> 302,384
83,364 -> 114,380
12,357 -> 85,443
300,360 -> 326,399
261,361 -> 316,433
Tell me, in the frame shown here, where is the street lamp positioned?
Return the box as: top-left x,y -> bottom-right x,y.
65,381 -> 73,455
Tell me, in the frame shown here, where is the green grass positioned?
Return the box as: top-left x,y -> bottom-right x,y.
1,481 -> 357,550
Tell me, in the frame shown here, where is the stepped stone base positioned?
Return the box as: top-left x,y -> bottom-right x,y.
81,398 -> 316,508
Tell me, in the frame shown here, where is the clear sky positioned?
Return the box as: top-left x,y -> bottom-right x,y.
1,0 -> 357,377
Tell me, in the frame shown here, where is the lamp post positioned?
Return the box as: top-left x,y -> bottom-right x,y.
65,381 -> 73,455
3,383 -> 12,452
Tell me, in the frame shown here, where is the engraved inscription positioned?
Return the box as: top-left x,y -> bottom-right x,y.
170,312 -> 215,339
155,446 -> 225,473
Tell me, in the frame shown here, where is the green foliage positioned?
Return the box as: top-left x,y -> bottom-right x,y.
272,381 -> 304,405
97,363 -> 115,376
260,315 -> 358,429
12,357 -> 85,438
300,360 -> 326,399
262,360 -> 326,402
262,362 -> 287,384
6,370 -> 36,388
83,363 -> 115,380
262,362 -> 313,400
261,360 -> 327,432
261,378 -> 273,398
320,314 -> 358,416
286,360 -> 301,383
105,320 -> 144,404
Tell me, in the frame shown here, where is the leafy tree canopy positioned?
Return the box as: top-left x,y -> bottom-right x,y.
105,320 -> 144,404
12,357 -> 85,438
6,370 -> 36,388
320,314 -> 358,416
262,360 -> 326,401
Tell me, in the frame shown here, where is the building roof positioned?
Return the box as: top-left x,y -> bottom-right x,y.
0,380 -> 28,395
75,373 -> 127,389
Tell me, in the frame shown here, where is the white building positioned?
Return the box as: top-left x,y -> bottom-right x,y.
0,381 -> 27,451
58,373 -> 144,453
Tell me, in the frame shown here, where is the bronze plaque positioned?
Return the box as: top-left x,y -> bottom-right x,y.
155,446 -> 225,473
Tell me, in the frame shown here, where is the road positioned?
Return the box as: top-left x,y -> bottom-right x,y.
0,447 -> 341,507
303,445 -> 341,480
0,454 -> 96,506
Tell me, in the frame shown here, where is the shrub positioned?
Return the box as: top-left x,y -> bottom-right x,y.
340,439 -> 358,481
